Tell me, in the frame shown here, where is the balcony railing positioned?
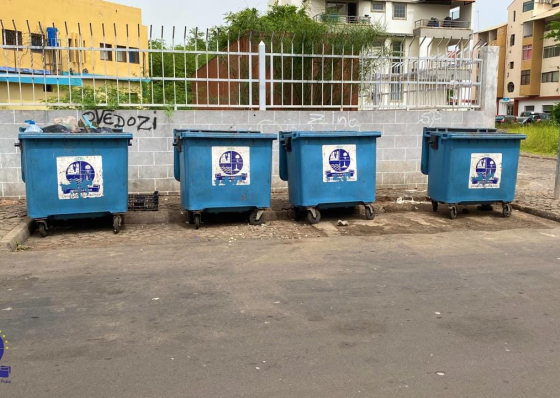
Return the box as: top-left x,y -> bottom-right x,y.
314,14 -> 372,24
414,19 -> 471,29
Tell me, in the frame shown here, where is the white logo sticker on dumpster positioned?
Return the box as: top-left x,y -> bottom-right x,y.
469,153 -> 502,189
57,156 -> 104,199
322,145 -> 357,183
212,147 -> 250,186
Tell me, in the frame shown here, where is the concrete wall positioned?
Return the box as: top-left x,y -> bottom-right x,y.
0,109 -> 493,197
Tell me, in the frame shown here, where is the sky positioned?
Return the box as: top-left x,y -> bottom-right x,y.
115,0 -> 510,33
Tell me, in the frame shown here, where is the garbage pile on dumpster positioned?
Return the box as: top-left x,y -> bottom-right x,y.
15,120 -> 527,236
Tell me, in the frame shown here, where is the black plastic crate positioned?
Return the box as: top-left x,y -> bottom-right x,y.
128,191 -> 159,211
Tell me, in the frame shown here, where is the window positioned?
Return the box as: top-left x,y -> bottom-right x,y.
116,45 -> 127,62
392,41 -> 403,73
129,48 -> 140,64
393,3 -> 406,19
390,83 -> 402,101
544,45 -> 560,58
554,2 -> 559,7
522,45 -> 533,60
510,34 -> 515,46
509,62 -> 514,69
372,2 -> 384,12
514,11 -> 516,22
42,84 -> 53,92
521,70 -> 531,85
542,71 -> 559,83
522,1 -> 534,12
450,7 -> 460,20
525,105 -> 535,111
508,82 -> 515,93
2,29 -> 23,48
100,43 -> 112,61
30,33 -> 43,53
523,22 -> 533,37
543,105 -> 554,113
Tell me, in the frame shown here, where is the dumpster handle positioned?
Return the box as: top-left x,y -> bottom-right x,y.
173,138 -> 182,152
429,135 -> 438,150
14,141 -> 21,148
128,139 -> 132,147
282,136 -> 292,152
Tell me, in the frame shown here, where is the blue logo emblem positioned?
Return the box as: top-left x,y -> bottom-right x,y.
61,161 -> 101,197
329,149 -> 351,172
219,151 -> 243,175
471,157 -> 499,186
0,329 -> 11,381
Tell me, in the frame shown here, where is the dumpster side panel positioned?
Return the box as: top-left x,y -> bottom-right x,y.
287,135 -> 377,208
179,136 -> 274,211
23,138 -> 130,219
173,130 -> 181,182
427,137 -> 523,205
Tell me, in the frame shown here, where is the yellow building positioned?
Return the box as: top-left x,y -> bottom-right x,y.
0,0 -> 148,108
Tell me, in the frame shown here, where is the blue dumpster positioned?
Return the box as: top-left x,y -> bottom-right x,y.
279,131 -> 382,224
17,129 -> 132,236
421,127 -> 526,219
173,129 -> 276,229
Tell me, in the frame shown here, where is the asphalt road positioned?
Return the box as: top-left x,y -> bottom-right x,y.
1,224 -> 560,397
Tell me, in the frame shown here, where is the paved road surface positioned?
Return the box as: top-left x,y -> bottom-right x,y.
1,216 -> 560,397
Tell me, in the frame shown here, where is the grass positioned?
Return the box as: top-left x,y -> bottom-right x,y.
497,123 -> 559,156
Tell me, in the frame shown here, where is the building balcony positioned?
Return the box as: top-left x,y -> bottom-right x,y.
413,19 -> 473,40
314,14 -> 372,25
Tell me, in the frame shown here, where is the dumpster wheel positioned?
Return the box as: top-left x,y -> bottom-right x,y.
37,221 -> 49,238
365,205 -> 376,220
432,200 -> 439,212
307,208 -> 321,224
249,209 -> 265,226
502,204 -> 512,218
194,214 -> 202,230
113,215 -> 122,234
449,206 -> 458,220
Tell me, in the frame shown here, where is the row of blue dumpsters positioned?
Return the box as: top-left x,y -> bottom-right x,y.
16,127 -> 526,236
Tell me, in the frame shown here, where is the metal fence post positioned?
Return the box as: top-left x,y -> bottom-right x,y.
259,41 -> 266,111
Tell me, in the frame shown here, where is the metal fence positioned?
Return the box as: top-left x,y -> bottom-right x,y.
0,20 -> 485,110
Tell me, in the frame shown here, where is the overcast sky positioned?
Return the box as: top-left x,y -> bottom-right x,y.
115,0 -> 509,33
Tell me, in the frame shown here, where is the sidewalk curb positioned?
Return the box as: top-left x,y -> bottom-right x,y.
1,217 -> 34,252
512,203 -> 560,223
520,153 -> 556,161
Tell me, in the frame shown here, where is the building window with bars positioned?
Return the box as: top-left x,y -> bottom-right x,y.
542,71 -> 559,83
522,1 -> 534,12
510,34 -> 515,46
393,4 -> 406,20
522,45 -> 532,60
100,43 -> 113,61
521,70 -> 531,85
30,33 -> 44,53
2,29 -> 23,49
543,45 -> 560,58
372,2 -> 384,12
116,45 -> 127,62
543,105 -> 553,113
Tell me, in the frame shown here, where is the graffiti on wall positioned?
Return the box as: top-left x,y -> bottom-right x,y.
82,110 -> 158,132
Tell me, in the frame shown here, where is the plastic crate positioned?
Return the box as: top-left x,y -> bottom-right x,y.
128,191 -> 159,211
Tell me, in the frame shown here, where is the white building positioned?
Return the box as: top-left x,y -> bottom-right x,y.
270,0 -> 477,109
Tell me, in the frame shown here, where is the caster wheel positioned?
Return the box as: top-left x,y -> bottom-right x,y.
449,206 -> 458,220
187,211 -> 194,225
113,216 -> 122,234
194,214 -> 201,230
432,200 -> 439,212
307,209 -> 321,224
38,222 -> 48,237
249,210 -> 265,225
502,204 -> 512,218
365,205 -> 375,220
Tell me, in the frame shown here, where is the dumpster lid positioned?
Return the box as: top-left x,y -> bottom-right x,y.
424,128 -> 526,140
282,131 -> 382,139
18,132 -> 133,139
175,129 -> 276,140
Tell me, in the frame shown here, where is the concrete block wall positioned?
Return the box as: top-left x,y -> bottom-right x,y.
0,109 -> 494,197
